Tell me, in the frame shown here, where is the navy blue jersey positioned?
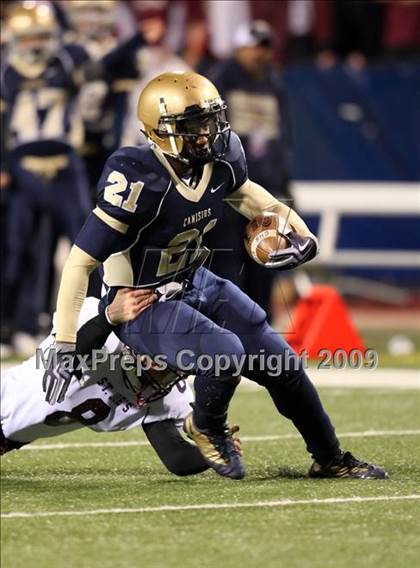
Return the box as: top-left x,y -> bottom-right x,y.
75,132 -> 248,288
1,44 -> 89,162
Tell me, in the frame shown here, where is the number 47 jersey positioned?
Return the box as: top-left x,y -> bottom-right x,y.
75,132 -> 248,288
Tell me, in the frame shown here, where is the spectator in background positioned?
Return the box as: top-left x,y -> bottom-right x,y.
329,0 -> 385,68
208,21 -> 292,316
248,0 -> 329,64
284,0 -> 336,63
179,18 -> 218,77
249,0 -> 288,64
249,0 -> 420,68
205,0 -> 250,59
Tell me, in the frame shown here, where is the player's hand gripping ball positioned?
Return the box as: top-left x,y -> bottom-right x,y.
244,212 -> 291,265
244,212 -> 318,270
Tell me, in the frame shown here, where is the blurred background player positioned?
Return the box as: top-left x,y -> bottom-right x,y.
116,10 -> 190,148
0,1 -> 148,355
1,2 -> 91,355
179,16 -> 218,77
65,0 -> 118,60
64,0 -> 119,196
208,21 -> 292,316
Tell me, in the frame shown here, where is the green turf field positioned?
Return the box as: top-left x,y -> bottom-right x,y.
361,329 -> 420,369
1,387 -> 420,568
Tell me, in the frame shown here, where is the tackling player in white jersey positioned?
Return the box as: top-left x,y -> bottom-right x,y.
1,290 -> 240,476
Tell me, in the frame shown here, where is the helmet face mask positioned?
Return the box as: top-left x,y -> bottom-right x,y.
6,4 -> 58,66
156,105 -> 231,166
119,349 -> 185,408
138,72 -> 231,168
13,31 -> 57,65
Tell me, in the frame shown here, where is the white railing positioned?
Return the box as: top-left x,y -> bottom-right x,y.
292,182 -> 420,267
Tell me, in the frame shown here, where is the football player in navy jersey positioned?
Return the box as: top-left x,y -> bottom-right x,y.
64,0 -> 118,195
1,3 -> 144,348
46,71 -> 387,481
1,3 -> 92,347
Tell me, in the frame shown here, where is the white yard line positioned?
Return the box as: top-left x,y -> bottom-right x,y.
243,429 -> 420,442
2,495 -> 419,519
23,429 -> 420,451
24,440 -> 151,450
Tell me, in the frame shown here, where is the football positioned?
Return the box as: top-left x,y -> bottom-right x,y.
244,212 -> 291,265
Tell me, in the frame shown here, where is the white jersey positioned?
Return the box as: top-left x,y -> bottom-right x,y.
1,298 -> 193,444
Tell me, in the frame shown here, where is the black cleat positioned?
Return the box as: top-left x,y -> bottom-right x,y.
183,413 -> 245,480
309,451 -> 389,479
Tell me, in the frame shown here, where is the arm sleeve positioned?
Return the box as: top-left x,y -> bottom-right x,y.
56,206 -> 135,344
75,312 -> 113,355
225,179 -> 314,238
55,246 -> 100,344
55,211 -> 134,344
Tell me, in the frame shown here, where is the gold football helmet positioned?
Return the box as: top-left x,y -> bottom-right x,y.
6,3 -> 58,65
137,71 -> 230,166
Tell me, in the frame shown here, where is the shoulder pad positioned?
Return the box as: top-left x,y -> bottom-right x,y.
224,131 -> 246,163
220,131 -> 248,191
106,146 -> 171,193
96,145 -> 170,224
